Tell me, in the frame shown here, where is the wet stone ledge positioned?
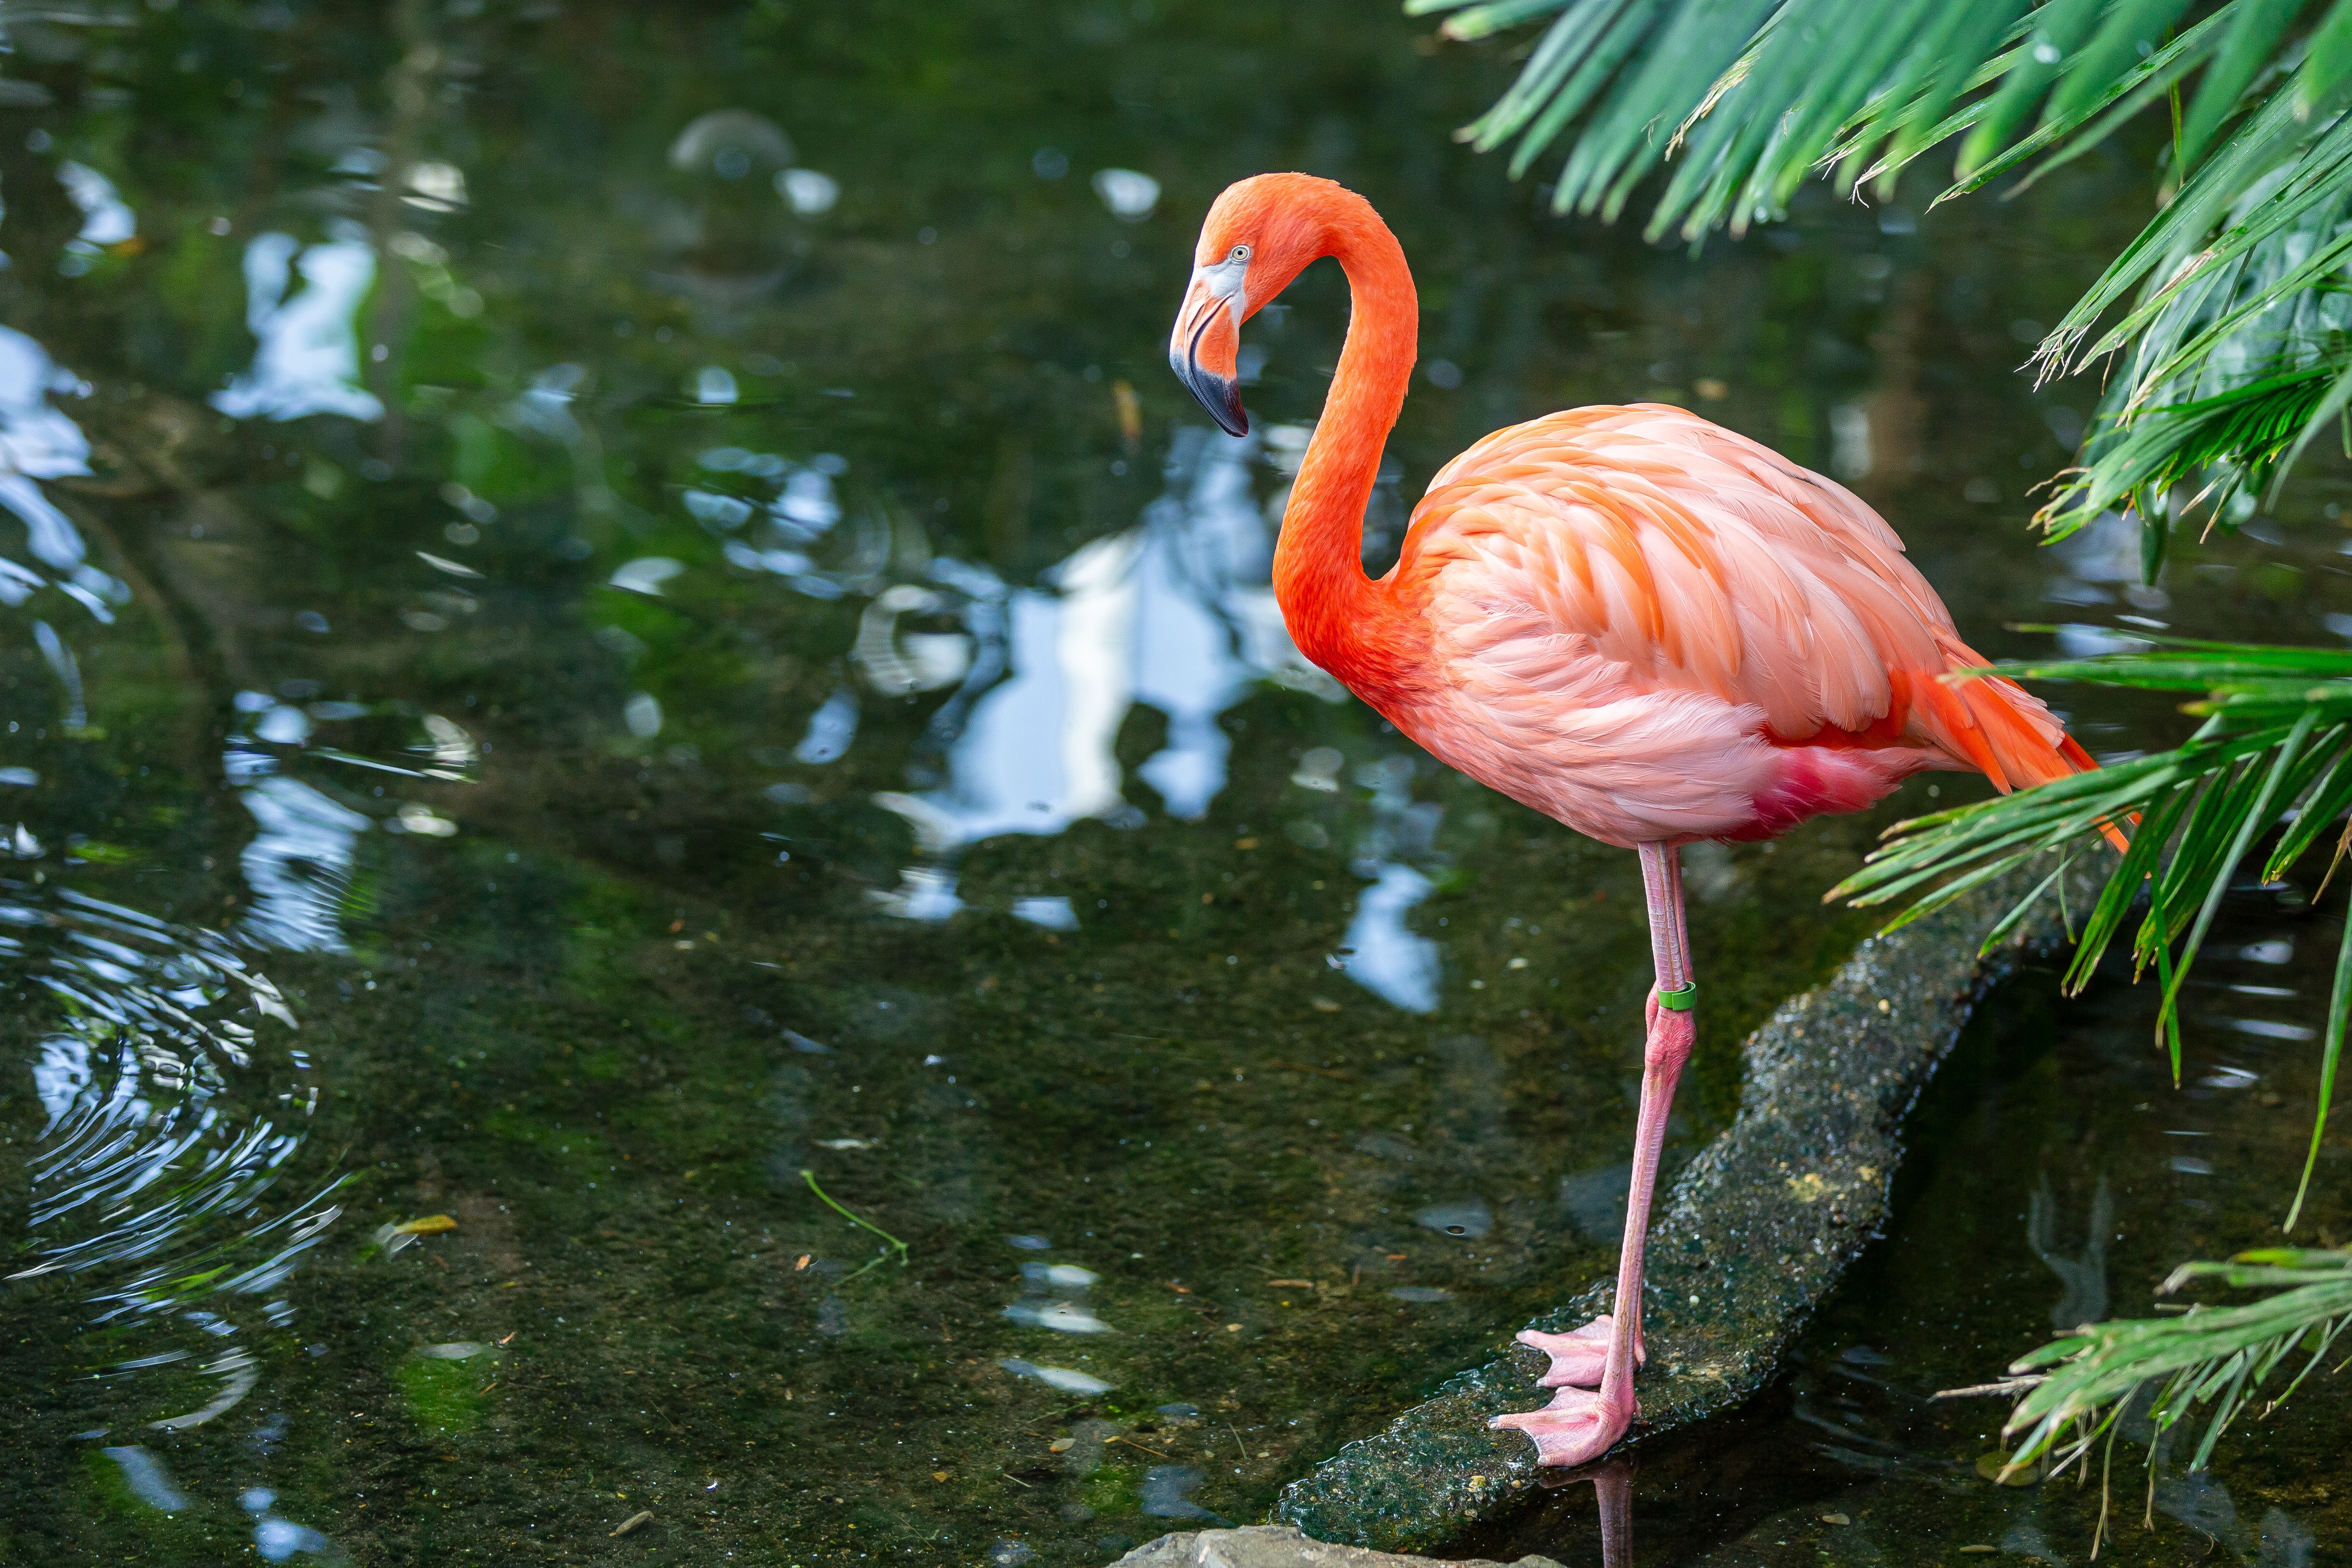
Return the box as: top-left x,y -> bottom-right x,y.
1110,1523 -> 1565,1568
1271,863 -> 2090,1554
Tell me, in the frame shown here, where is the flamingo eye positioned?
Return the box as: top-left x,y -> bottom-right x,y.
1230,244 -> 1250,262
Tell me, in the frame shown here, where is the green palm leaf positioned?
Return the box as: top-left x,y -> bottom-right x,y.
1945,1247 -> 2352,1547
1831,640 -> 2352,1229
1874,649 -> 2352,1498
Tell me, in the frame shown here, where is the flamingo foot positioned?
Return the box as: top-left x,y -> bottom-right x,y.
1490,1383 -> 1635,1469
1515,1316 -> 1644,1389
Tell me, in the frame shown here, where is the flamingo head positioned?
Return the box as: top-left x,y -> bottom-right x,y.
1169,174 -> 1332,438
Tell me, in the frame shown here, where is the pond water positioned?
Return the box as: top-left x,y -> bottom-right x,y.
0,4 -> 2344,1566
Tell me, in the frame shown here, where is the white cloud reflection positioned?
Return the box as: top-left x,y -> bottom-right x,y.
0,325 -> 131,744
874,428 -> 1331,863
212,231 -> 385,423
57,160 -> 135,276
1338,863 -> 1439,1014
777,168 -> 840,215
235,775 -> 372,955
1092,168 -> 1160,222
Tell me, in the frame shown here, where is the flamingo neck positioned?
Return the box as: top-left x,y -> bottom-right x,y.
1273,209 -> 1416,690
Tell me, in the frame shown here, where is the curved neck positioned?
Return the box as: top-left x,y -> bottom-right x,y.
1273,212 -> 1416,687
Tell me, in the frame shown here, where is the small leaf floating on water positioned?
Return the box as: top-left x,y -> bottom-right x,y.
1820,1514 -> 1850,1526
1974,1452 -> 2036,1487
391,1215 -> 457,1236
1113,380 -> 1142,446
609,1510 -> 654,1538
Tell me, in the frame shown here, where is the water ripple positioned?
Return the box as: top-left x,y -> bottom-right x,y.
5,881 -> 341,1432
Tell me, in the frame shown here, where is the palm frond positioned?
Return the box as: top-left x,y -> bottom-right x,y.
1421,0 -> 2352,237
1961,1248 -> 2352,1545
1426,1 -> 2352,532
1831,639 -> 2352,1227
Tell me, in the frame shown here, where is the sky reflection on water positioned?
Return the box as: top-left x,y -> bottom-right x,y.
213,230 -> 384,425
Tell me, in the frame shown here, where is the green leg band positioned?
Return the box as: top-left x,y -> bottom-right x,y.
1655,982 -> 1697,1012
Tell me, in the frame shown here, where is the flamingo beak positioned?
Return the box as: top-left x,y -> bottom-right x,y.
1170,269 -> 1248,438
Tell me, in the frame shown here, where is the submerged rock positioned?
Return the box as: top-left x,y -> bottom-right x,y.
1273,862 -> 2091,1552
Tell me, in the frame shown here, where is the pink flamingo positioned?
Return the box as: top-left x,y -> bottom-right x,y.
1169,174 -> 2106,1468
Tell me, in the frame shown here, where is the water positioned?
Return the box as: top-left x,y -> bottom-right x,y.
0,4 -> 2343,1565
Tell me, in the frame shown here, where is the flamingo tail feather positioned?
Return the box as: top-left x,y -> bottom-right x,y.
1931,669 -> 2131,852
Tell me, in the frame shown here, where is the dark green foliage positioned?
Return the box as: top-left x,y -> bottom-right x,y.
1410,0 -> 2281,237
2037,362 -> 2352,553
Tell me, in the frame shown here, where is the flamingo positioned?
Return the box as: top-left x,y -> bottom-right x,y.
1168,173 -> 2106,1468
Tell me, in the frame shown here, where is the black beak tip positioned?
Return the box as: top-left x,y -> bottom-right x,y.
1210,388 -> 1249,438
1206,386 -> 1249,438
1172,353 -> 1249,438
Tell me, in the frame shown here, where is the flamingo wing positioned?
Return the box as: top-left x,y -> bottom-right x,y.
1385,404 -> 2090,846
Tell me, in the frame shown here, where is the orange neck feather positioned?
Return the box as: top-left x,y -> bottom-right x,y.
1271,194 -> 1418,697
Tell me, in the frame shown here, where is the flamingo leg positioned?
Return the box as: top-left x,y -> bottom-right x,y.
1493,842 -> 1694,1467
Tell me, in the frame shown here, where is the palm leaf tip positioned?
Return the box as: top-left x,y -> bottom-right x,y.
1993,1250 -> 2352,1511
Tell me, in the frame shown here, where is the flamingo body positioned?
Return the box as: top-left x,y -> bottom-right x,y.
1351,403 -> 2091,849
1169,172 -> 2102,1471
